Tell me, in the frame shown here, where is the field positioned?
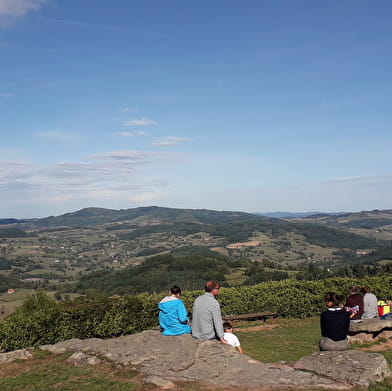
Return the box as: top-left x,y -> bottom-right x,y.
0,289 -> 35,322
0,226 -> 353,293
0,317 -> 391,391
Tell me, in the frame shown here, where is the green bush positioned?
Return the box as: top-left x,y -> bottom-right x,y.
1,277 -> 391,351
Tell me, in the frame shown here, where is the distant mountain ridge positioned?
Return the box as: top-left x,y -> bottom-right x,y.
2,207 -> 392,229
4,206 -> 277,229
258,211 -> 327,218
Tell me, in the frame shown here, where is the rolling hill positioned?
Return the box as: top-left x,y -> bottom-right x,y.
0,206 -> 391,295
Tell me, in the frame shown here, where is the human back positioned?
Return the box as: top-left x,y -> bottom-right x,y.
158,285 -> 191,336
191,280 -> 226,343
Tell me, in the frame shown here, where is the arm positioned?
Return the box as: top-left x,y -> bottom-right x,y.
211,301 -> 225,340
177,301 -> 190,324
320,312 -> 326,337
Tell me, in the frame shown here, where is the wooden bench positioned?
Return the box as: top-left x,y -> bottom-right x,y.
223,311 -> 278,323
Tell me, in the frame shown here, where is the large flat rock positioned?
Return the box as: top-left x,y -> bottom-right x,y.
349,318 -> 392,333
294,350 -> 391,388
36,330 -> 391,390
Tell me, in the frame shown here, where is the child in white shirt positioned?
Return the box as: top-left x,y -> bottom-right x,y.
223,321 -> 244,354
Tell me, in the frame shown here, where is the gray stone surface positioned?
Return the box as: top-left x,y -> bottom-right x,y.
0,348 -> 32,364
66,351 -> 102,366
34,330 -> 391,389
349,318 -> 392,333
144,375 -> 176,389
294,350 -> 391,388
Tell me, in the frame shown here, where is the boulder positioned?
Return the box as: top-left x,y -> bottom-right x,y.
66,351 -> 102,366
0,348 -> 32,364
294,350 -> 391,388
2,330 -> 391,389
36,330 -> 391,389
349,319 -> 392,334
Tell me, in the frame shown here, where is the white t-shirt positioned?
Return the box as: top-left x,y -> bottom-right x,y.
223,332 -> 240,347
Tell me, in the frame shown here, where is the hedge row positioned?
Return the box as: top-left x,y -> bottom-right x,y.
1,276 -> 391,351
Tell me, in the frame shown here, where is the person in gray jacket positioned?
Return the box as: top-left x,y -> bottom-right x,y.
361,286 -> 379,319
191,280 -> 227,343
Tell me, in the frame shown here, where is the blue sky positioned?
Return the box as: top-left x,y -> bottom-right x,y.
1,0 -> 392,218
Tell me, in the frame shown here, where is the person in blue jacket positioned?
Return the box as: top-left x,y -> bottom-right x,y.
158,285 -> 191,336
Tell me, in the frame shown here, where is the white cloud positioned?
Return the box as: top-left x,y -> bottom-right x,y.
322,174 -> 392,186
114,131 -> 146,137
90,150 -> 160,162
0,0 -> 46,17
33,130 -> 84,142
0,148 -> 180,216
152,136 -> 192,148
123,117 -> 158,127
152,141 -> 179,147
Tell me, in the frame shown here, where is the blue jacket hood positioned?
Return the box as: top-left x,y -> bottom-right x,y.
158,297 -> 182,314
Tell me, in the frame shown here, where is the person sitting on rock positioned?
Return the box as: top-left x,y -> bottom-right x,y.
158,285 -> 191,336
191,280 -> 227,343
223,321 -> 244,353
320,292 -> 351,351
344,285 -> 364,320
361,286 -> 379,319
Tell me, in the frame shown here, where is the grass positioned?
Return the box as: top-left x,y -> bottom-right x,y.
0,289 -> 35,322
238,317 -> 321,362
0,352 -> 138,391
0,317 -> 391,390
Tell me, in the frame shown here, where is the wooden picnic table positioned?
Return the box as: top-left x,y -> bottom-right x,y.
222,311 -> 278,323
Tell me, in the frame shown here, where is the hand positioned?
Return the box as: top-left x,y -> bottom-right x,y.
220,337 -> 227,344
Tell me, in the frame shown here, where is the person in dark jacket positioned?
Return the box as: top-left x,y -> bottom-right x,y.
320,292 -> 351,351
158,285 -> 191,336
344,285 -> 364,320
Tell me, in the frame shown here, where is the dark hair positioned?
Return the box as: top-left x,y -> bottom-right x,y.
324,292 -> 343,307
223,321 -> 233,331
205,281 -> 219,292
170,285 -> 182,295
349,285 -> 360,294
361,286 -> 371,294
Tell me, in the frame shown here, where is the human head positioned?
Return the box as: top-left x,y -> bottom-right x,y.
223,321 -> 233,332
169,285 -> 182,296
324,292 -> 343,307
205,280 -> 220,296
361,286 -> 371,294
349,285 -> 360,295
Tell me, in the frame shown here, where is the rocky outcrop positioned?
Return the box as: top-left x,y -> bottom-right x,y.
349,318 -> 392,344
294,350 -> 391,388
349,318 -> 392,334
0,348 -> 32,364
39,330 -> 391,389
1,331 -> 391,389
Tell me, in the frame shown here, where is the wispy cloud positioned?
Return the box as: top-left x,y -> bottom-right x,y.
114,131 -> 146,137
0,149 -> 180,211
0,92 -> 13,98
322,174 -> 392,186
33,130 -> 84,142
0,0 -> 46,17
37,16 -> 167,37
152,136 -> 192,148
123,118 -> 158,127
89,150 -> 159,162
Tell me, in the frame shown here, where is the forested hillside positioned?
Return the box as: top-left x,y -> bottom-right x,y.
0,206 -> 391,296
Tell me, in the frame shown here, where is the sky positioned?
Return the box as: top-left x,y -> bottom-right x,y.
1,0 -> 392,218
